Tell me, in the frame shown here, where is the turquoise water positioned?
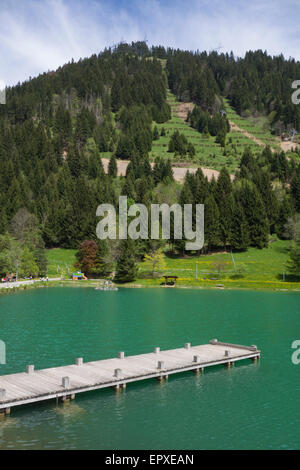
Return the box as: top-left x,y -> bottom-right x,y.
0,287 -> 299,450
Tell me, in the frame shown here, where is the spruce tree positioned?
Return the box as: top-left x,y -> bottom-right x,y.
97,240 -> 113,277
115,239 -> 138,282
108,154 -> 118,178
204,194 -> 220,251
287,240 -> 300,275
231,200 -> 250,251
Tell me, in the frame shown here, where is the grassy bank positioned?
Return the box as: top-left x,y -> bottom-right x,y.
43,239 -> 300,292
46,248 -> 77,277
134,239 -> 300,291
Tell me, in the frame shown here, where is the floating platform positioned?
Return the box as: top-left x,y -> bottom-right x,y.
95,286 -> 118,291
0,340 -> 260,415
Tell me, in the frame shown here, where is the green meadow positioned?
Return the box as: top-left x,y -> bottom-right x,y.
46,248 -> 78,277
46,239 -> 300,291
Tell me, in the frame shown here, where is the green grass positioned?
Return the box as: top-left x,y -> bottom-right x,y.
150,90 -> 271,172
136,239 -> 300,290
46,248 -> 77,277
45,241 -> 300,291
223,98 -> 281,152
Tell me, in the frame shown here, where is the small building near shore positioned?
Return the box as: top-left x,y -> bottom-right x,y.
163,275 -> 178,287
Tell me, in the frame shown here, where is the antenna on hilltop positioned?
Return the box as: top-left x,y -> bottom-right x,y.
209,43 -> 223,54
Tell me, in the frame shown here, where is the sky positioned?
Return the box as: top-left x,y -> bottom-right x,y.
0,0 -> 300,87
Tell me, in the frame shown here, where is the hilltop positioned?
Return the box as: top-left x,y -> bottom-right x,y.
0,41 -> 300,286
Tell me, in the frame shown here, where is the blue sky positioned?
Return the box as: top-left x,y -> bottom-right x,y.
1,0 -> 300,87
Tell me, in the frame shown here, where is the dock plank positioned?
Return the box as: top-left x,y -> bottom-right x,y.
0,340 -> 260,412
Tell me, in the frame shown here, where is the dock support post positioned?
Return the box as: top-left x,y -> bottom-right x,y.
76,358 -> 83,366
193,355 -> 202,374
0,407 -> 10,418
157,361 -> 165,382
226,361 -> 234,368
118,352 -> 125,359
251,356 -> 258,363
26,365 -> 34,374
114,383 -> 126,391
113,369 -> 123,391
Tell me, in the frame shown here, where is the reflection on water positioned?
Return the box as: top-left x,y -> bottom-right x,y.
54,402 -> 85,419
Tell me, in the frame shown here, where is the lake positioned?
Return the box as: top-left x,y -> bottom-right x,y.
0,287 -> 299,449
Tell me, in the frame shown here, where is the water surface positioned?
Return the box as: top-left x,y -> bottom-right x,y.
0,287 -> 299,449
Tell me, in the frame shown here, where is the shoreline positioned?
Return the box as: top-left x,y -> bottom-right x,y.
1,278 -> 300,296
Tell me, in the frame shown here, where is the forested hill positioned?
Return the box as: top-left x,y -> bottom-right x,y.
0,41 -> 300,280
166,48 -> 300,129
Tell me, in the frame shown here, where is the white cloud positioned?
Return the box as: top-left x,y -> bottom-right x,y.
0,0 -> 299,87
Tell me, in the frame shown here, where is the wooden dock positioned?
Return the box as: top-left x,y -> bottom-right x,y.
0,340 -> 260,415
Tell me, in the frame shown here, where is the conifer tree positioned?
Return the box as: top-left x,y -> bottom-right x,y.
108,154 -> 118,178
204,194 -> 220,251
97,240 -> 114,277
115,239 -> 138,282
230,200 -> 250,251
287,240 -> 300,275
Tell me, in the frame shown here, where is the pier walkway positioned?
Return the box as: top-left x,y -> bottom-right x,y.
0,340 -> 260,415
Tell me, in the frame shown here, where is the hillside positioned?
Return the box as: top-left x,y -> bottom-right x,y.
0,42 -> 300,284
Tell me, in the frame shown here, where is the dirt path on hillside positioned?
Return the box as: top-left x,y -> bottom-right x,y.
102,158 -> 226,182
230,120 -> 300,152
228,119 -> 270,149
177,102 -> 195,121
177,99 -> 299,153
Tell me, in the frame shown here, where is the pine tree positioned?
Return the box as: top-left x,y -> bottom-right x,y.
153,126 -> 159,140
276,197 -> 293,239
291,170 -> 300,212
287,240 -> 300,275
231,200 -> 250,251
115,239 -> 138,282
97,240 -> 113,277
238,181 -> 269,248
0,208 -> 7,235
204,194 -> 220,251
108,154 -> 118,178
